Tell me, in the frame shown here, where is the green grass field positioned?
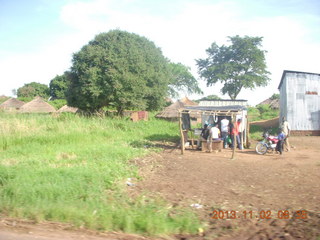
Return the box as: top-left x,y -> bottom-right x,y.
0,112 -> 200,235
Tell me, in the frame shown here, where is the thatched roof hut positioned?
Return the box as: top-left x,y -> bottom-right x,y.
57,105 -> 78,113
258,98 -> 279,109
20,96 -> 56,113
0,98 -> 25,111
180,97 -> 198,106
156,97 -> 198,119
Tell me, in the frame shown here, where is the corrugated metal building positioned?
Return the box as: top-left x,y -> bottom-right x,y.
278,70 -> 320,135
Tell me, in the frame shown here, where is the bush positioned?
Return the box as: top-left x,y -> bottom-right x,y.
248,104 -> 279,121
48,99 -> 67,110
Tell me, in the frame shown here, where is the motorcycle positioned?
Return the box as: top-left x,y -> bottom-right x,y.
255,131 -> 279,155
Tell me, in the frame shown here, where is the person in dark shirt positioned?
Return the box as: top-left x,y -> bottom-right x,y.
276,129 -> 286,155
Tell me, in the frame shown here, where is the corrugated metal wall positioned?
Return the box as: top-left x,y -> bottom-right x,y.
280,72 -> 320,130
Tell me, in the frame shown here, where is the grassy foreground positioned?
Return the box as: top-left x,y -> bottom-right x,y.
0,112 -> 200,235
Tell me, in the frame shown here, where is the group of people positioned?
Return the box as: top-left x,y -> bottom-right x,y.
198,116 -> 291,154
199,117 -> 244,152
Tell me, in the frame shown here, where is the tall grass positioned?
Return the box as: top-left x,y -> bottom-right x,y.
0,113 -> 200,235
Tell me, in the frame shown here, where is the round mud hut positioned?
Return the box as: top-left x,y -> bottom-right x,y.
57,105 -> 78,113
19,96 -> 56,113
0,98 -> 25,111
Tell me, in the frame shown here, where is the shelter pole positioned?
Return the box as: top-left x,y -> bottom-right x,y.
241,125 -> 244,150
179,111 -> 185,155
231,113 -> 236,160
246,115 -> 250,148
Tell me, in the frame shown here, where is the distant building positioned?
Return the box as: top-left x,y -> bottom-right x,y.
199,99 -> 248,107
57,105 -> 78,113
278,70 -> 320,135
19,96 -> 56,113
156,97 -> 198,119
0,98 -> 25,111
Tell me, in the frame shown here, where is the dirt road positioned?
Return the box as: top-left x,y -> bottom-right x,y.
1,136 -> 320,240
134,136 -> 320,239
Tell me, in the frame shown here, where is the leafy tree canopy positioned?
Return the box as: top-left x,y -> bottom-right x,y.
195,94 -> 221,102
17,82 -> 50,99
49,72 -> 71,99
168,62 -> 202,98
270,93 -> 280,100
67,30 -> 171,113
197,35 -> 270,99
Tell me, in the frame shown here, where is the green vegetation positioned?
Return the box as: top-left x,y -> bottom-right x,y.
67,30 -> 201,114
168,62 -> 203,98
248,103 -> 279,140
0,113 -> 200,235
49,72 -> 71,99
17,82 -> 50,99
197,35 -> 270,99
0,96 -> 9,104
48,99 -> 67,110
249,125 -> 278,141
195,94 -> 221,103
248,104 -> 279,122
270,93 -> 280,100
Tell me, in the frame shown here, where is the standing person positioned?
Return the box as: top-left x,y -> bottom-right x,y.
276,128 -> 286,155
237,119 -> 243,150
281,117 -> 291,151
231,119 -> 242,150
220,117 -> 229,148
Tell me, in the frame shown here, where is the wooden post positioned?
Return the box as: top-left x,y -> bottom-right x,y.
191,130 -> 194,149
246,115 -> 250,148
241,124 -> 244,150
231,114 -> 236,160
179,111 -> 185,155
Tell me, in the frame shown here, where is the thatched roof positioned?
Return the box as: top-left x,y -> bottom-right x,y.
19,96 -> 56,113
0,98 -> 25,110
0,95 -> 9,102
180,97 -> 198,106
258,98 -> 279,109
156,101 -> 184,119
57,105 -> 78,113
156,97 -> 198,119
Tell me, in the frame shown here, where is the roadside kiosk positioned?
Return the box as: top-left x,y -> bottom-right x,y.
178,105 -> 248,159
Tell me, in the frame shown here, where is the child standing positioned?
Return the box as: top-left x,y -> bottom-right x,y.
276,129 -> 286,155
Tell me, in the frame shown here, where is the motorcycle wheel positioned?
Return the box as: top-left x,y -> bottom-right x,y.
256,142 -> 268,155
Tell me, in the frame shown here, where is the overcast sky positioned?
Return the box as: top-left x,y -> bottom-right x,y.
1,0 -> 319,105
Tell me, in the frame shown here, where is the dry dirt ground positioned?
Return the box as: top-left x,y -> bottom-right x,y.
1,136 -> 320,240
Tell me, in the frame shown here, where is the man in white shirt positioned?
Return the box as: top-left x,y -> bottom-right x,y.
220,117 -> 229,148
211,124 -> 221,139
207,123 -> 221,152
281,117 -> 291,151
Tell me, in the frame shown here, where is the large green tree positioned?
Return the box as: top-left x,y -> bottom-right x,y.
196,35 -> 270,99
195,94 -> 221,102
168,62 -> 202,98
49,72 -> 71,99
67,30 -> 171,113
17,82 -> 50,99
